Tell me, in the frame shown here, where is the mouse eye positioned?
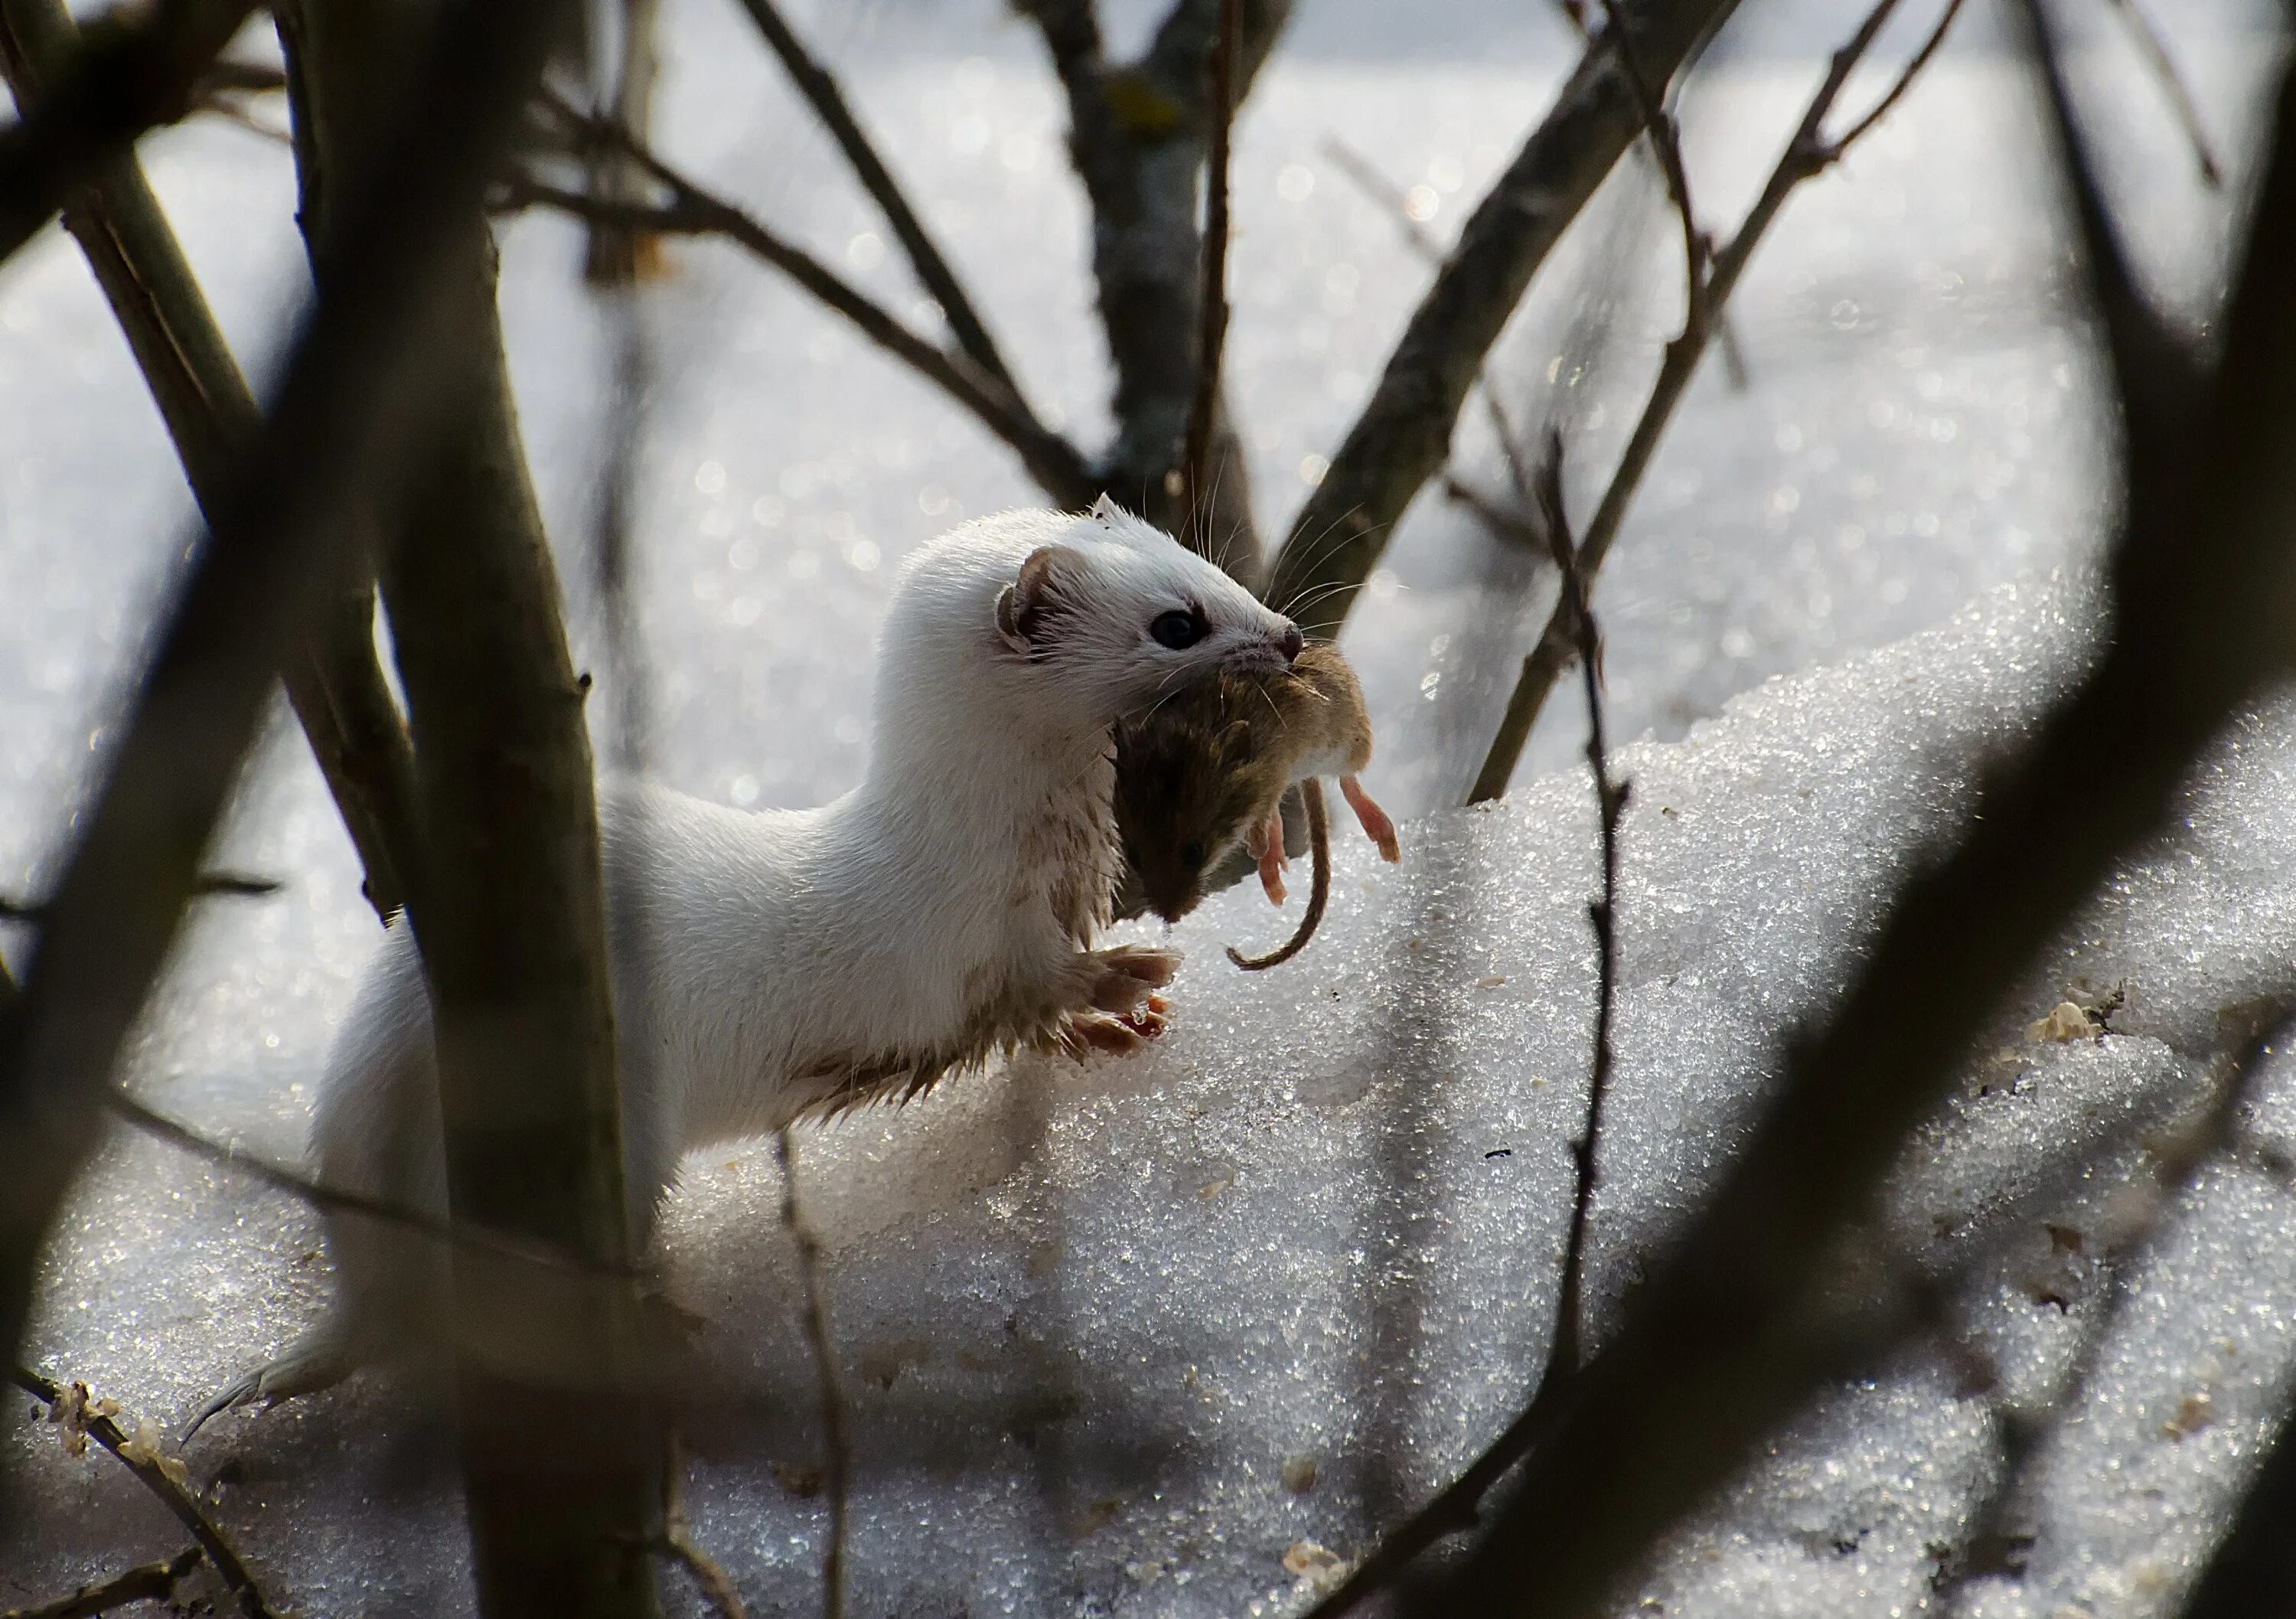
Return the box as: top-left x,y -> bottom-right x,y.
1180,839 -> 1206,868
1150,608 -> 1206,650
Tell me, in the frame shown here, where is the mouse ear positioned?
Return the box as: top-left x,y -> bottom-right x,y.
996,544 -> 1084,657
1088,493 -> 1124,526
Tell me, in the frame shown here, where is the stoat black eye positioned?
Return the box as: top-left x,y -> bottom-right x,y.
1150,609 -> 1205,650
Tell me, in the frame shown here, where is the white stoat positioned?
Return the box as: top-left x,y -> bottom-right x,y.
188,500 -> 1303,1435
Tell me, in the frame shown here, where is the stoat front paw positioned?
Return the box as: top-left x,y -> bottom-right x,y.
1088,943 -> 1181,1014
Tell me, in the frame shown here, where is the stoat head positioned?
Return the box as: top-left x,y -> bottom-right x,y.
991,495 -> 1303,722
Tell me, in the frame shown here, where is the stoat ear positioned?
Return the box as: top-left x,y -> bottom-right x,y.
996,544 -> 1084,656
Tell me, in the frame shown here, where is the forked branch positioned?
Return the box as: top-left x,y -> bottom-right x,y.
1469,0 -> 1963,801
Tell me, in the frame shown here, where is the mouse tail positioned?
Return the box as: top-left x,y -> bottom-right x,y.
1227,778 -> 1331,971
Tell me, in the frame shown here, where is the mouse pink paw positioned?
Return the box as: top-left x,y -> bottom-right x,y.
1342,775 -> 1401,863
1257,817 -> 1289,906
1087,945 -> 1180,1016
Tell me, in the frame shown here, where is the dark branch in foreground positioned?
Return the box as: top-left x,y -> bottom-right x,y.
732,0 -> 1022,398
1469,0 -> 1962,801
0,0 -> 579,1368
0,871 -> 278,922
1937,998 -> 2296,1603
775,1129 -> 849,1619
1263,0 -> 1743,637
0,0 -> 261,267
0,1545 -> 202,1619
11,1367 -> 275,1618
0,0 -> 427,926
1411,8 -> 2296,1613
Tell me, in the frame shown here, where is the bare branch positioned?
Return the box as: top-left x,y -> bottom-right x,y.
1263,0 -> 1742,636
1469,0 -> 1963,801
516,96 -> 1097,506
0,870 -> 278,921
1179,0 -> 1241,553
0,1546 -> 202,1619
11,1367 -> 276,1619
1529,436 -> 1628,1386
734,0 -> 1022,397
775,1130 -> 848,1619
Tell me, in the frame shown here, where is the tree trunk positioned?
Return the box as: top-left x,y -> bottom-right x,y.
279,2 -> 662,1612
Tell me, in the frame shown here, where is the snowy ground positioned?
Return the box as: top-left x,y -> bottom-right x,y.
5,1 -> 2295,1614
9,570 -> 2296,1618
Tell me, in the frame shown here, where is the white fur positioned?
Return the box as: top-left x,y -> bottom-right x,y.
190,505 -> 1296,1431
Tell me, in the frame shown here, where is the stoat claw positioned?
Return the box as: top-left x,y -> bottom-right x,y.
1341,775 -> 1401,864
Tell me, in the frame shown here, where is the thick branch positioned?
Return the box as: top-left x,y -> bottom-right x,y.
1264,0 -> 1740,635
0,0 -> 424,925
1022,0 -> 1291,567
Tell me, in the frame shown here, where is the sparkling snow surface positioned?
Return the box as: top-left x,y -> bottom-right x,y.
5,2 -> 2294,1614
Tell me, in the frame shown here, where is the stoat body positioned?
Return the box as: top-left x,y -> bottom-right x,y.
190,501 -> 1303,1434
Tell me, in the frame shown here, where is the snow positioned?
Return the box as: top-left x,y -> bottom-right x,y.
5,2 -> 2296,1614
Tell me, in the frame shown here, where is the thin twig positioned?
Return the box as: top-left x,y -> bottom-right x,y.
0,871 -> 279,923
513,95 -> 1096,506
1530,435 -> 1628,1383
775,1130 -> 847,1619
1319,134 -> 1445,263
2098,0 -> 2221,188
109,1091 -> 639,1284
1469,0 -> 1963,801
732,0 -> 1022,396
1181,0 -> 1242,553
11,1368 -> 276,1619
1,1545 -> 202,1619
658,1429 -> 748,1619
1599,0 -> 1707,335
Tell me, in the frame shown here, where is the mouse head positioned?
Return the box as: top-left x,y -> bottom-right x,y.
993,496 -> 1303,725
1113,671 -> 1292,922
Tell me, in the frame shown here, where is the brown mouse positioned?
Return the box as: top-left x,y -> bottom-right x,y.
1114,641 -> 1401,968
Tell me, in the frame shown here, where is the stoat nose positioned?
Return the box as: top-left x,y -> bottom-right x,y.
1277,623 -> 1304,664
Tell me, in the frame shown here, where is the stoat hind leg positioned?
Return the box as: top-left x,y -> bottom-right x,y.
182,1321 -> 360,1441
1340,775 -> 1401,863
